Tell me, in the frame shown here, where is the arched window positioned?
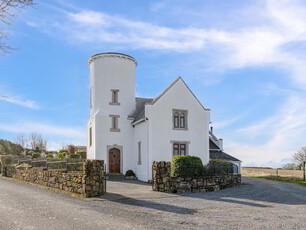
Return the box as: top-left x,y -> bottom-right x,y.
180,113 -> 185,128
174,112 -> 179,128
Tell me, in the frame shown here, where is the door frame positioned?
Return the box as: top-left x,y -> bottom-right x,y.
106,144 -> 123,174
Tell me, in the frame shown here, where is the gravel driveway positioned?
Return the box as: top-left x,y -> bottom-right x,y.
1,176 -> 306,230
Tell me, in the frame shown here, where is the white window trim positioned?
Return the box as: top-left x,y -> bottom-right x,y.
109,114 -> 120,132
172,109 -> 188,130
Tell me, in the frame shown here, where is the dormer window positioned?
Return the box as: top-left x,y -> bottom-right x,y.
173,109 -> 188,130
110,89 -> 120,105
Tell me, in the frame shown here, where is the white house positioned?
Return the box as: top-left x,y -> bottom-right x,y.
87,52 -> 240,182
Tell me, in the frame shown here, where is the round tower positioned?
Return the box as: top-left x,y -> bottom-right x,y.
89,52 -> 137,118
87,53 -> 137,173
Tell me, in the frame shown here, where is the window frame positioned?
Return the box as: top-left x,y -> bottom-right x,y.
137,141 -> 142,165
109,89 -> 120,105
171,141 -> 190,156
89,127 -> 92,146
172,109 -> 188,130
109,114 -> 120,132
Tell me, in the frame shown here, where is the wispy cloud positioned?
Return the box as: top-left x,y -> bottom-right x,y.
26,0 -> 306,88
0,95 -> 40,109
22,0 -> 306,165
226,92 -> 306,167
213,113 -> 247,129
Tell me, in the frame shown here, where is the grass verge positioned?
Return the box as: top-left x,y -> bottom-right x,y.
248,175 -> 306,186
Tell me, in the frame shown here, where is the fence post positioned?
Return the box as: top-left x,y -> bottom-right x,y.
303,161 -> 305,181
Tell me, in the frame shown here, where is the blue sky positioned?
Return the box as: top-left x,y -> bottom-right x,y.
1,0 -> 306,167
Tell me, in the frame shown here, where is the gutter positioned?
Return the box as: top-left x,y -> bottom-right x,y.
131,118 -> 146,127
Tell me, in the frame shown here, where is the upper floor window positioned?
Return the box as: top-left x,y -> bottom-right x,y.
109,114 -> 120,132
110,89 -> 120,105
173,110 -> 188,130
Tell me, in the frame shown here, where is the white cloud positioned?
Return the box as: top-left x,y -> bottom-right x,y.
213,113 -> 248,129
225,92 -> 306,167
25,0 -> 306,165
29,0 -> 306,88
0,95 -> 40,109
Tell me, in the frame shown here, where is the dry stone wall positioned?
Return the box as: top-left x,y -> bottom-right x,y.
3,160 -> 105,197
152,161 -> 241,193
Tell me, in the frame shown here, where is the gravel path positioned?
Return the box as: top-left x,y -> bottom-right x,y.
1,176 -> 306,230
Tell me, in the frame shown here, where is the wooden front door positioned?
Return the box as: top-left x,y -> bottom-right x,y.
109,148 -> 120,173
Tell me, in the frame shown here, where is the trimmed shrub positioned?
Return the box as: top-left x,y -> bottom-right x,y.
47,154 -> 53,159
32,153 -> 41,159
69,154 -> 81,159
76,151 -> 86,159
59,149 -> 68,154
125,170 -> 136,177
171,156 -> 203,177
56,152 -> 66,159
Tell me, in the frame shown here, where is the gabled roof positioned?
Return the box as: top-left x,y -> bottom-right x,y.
209,138 -> 220,150
209,150 -> 241,162
129,77 -> 209,125
151,77 -> 210,111
209,139 -> 241,162
129,97 -> 153,123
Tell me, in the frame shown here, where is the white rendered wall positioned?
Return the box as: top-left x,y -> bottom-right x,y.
146,79 -> 210,180
87,54 -> 137,174
133,121 -> 149,181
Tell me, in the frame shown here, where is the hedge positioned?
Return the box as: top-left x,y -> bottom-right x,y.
32,153 -> 41,159
171,155 -> 203,177
59,150 -> 68,154
76,151 -> 86,159
69,154 -> 81,159
204,160 -> 235,176
56,153 -> 66,159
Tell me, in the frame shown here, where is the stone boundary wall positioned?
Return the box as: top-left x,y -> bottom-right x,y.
2,160 -> 105,197
242,167 -> 305,179
152,161 -> 241,193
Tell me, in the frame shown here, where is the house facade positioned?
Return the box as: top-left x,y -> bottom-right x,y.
87,52 -> 239,182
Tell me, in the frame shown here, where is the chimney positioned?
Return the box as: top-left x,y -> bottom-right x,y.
218,138 -> 223,151
210,126 -> 213,134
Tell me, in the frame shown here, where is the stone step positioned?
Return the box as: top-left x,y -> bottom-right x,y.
106,173 -> 125,180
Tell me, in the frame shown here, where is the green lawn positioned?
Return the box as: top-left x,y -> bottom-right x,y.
251,175 -> 306,186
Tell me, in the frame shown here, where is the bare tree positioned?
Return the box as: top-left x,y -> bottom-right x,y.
15,134 -> 28,148
293,146 -> 306,169
0,0 -> 35,54
29,132 -> 47,151
282,163 -> 298,170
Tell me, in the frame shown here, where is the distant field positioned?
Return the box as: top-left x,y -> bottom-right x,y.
247,175 -> 306,187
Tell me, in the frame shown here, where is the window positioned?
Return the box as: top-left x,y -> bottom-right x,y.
173,110 -> 188,130
138,142 -> 142,165
89,127 -> 92,146
172,141 -> 189,156
110,89 -> 120,105
109,115 -> 120,132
